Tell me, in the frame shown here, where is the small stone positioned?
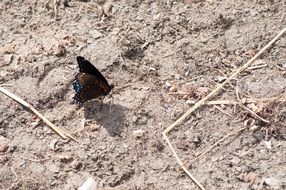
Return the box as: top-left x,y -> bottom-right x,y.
192,136 -> 201,147
165,81 -> 171,88
72,161 -> 83,171
54,44 -> 66,57
49,139 -> 58,150
90,124 -> 100,132
138,116 -> 148,125
87,38 -> 93,44
235,166 -> 242,172
89,30 -> 102,39
174,74 -> 181,80
249,125 -> 259,131
132,116 -> 138,123
154,141 -> 164,151
4,54 -> 13,64
231,157 -> 240,165
247,103 -> 261,113
217,76 -> 226,83
78,177 -> 97,190
8,145 -> 17,153
133,129 -> 145,138
250,9 -> 258,16
0,70 -> 9,79
262,140 -> 272,150
31,119 -> 41,128
3,43 -> 17,54
0,144 -> 8,152
243,172 -> 260,184
141,86 -> 150,91
48,163 -> 60,174
169,84 -> 178,92
253,130 -> 264,141
0,136 -> 9,152
264,177 -> 281,189
58,155 -> 73,163
149,67 -> 156,72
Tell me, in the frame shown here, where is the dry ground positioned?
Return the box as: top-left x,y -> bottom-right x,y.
0,0 -> 286,189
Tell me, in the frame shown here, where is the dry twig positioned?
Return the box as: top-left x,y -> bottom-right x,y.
0,87 -> 79,142
162,27 -> 286,189
23,157 -> 51,163
235,85 -> 270,123
53,0 -> 60,18
247,64 -> 268,70
187,95 -> 286,105
187,126 -> 247,168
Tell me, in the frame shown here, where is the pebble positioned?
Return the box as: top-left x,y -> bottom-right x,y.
0,136 -> 9,152
262,140 -> 272,150
132,129 -> 145,138
250,9 -> 258,16
89,30 -> 102,39
0,144 -> 8,152
253,130 -> 264,141
231,157 -> 240,165
264,177 -> 281,189
78,177 -> 97,190
58,155 -> 73,163
49,139 -> 58,150
4,54 -> 13,64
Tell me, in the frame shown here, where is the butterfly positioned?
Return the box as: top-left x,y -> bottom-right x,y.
73,56 -> 113,104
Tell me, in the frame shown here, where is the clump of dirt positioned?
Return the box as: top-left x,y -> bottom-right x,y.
257,100 -> 286,140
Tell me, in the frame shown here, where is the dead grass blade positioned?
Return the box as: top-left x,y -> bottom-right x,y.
187,126 -> 247,168
0,87 -> 79,142
162,27 -> 286,190
235,85 -> 270,123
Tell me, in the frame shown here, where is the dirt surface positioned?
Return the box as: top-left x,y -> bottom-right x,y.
0,0 -> 286,189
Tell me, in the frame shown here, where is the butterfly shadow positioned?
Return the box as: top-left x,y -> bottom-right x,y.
83,100 -> 128,137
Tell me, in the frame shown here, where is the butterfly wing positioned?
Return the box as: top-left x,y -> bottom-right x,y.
76,56 -> 110,86
73,73 -> 112,103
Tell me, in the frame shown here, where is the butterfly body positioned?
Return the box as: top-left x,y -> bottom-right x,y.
73,56 -> 113,104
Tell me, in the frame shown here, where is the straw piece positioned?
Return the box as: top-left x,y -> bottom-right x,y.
0,87 -> 67,139
162,27 -> 286,189
162,133 -> 206,190
188,126 -> 247,167
163,27 -> 286,134
235,86 -> 270,123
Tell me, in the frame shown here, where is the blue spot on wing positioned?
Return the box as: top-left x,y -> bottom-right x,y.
73,79 -> 85,104
73,79 -> 83,93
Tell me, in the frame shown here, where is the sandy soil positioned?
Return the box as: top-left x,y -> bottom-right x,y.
0,0 -> 286,189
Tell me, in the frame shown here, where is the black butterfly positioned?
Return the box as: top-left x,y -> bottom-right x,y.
73,56 -> 113,104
